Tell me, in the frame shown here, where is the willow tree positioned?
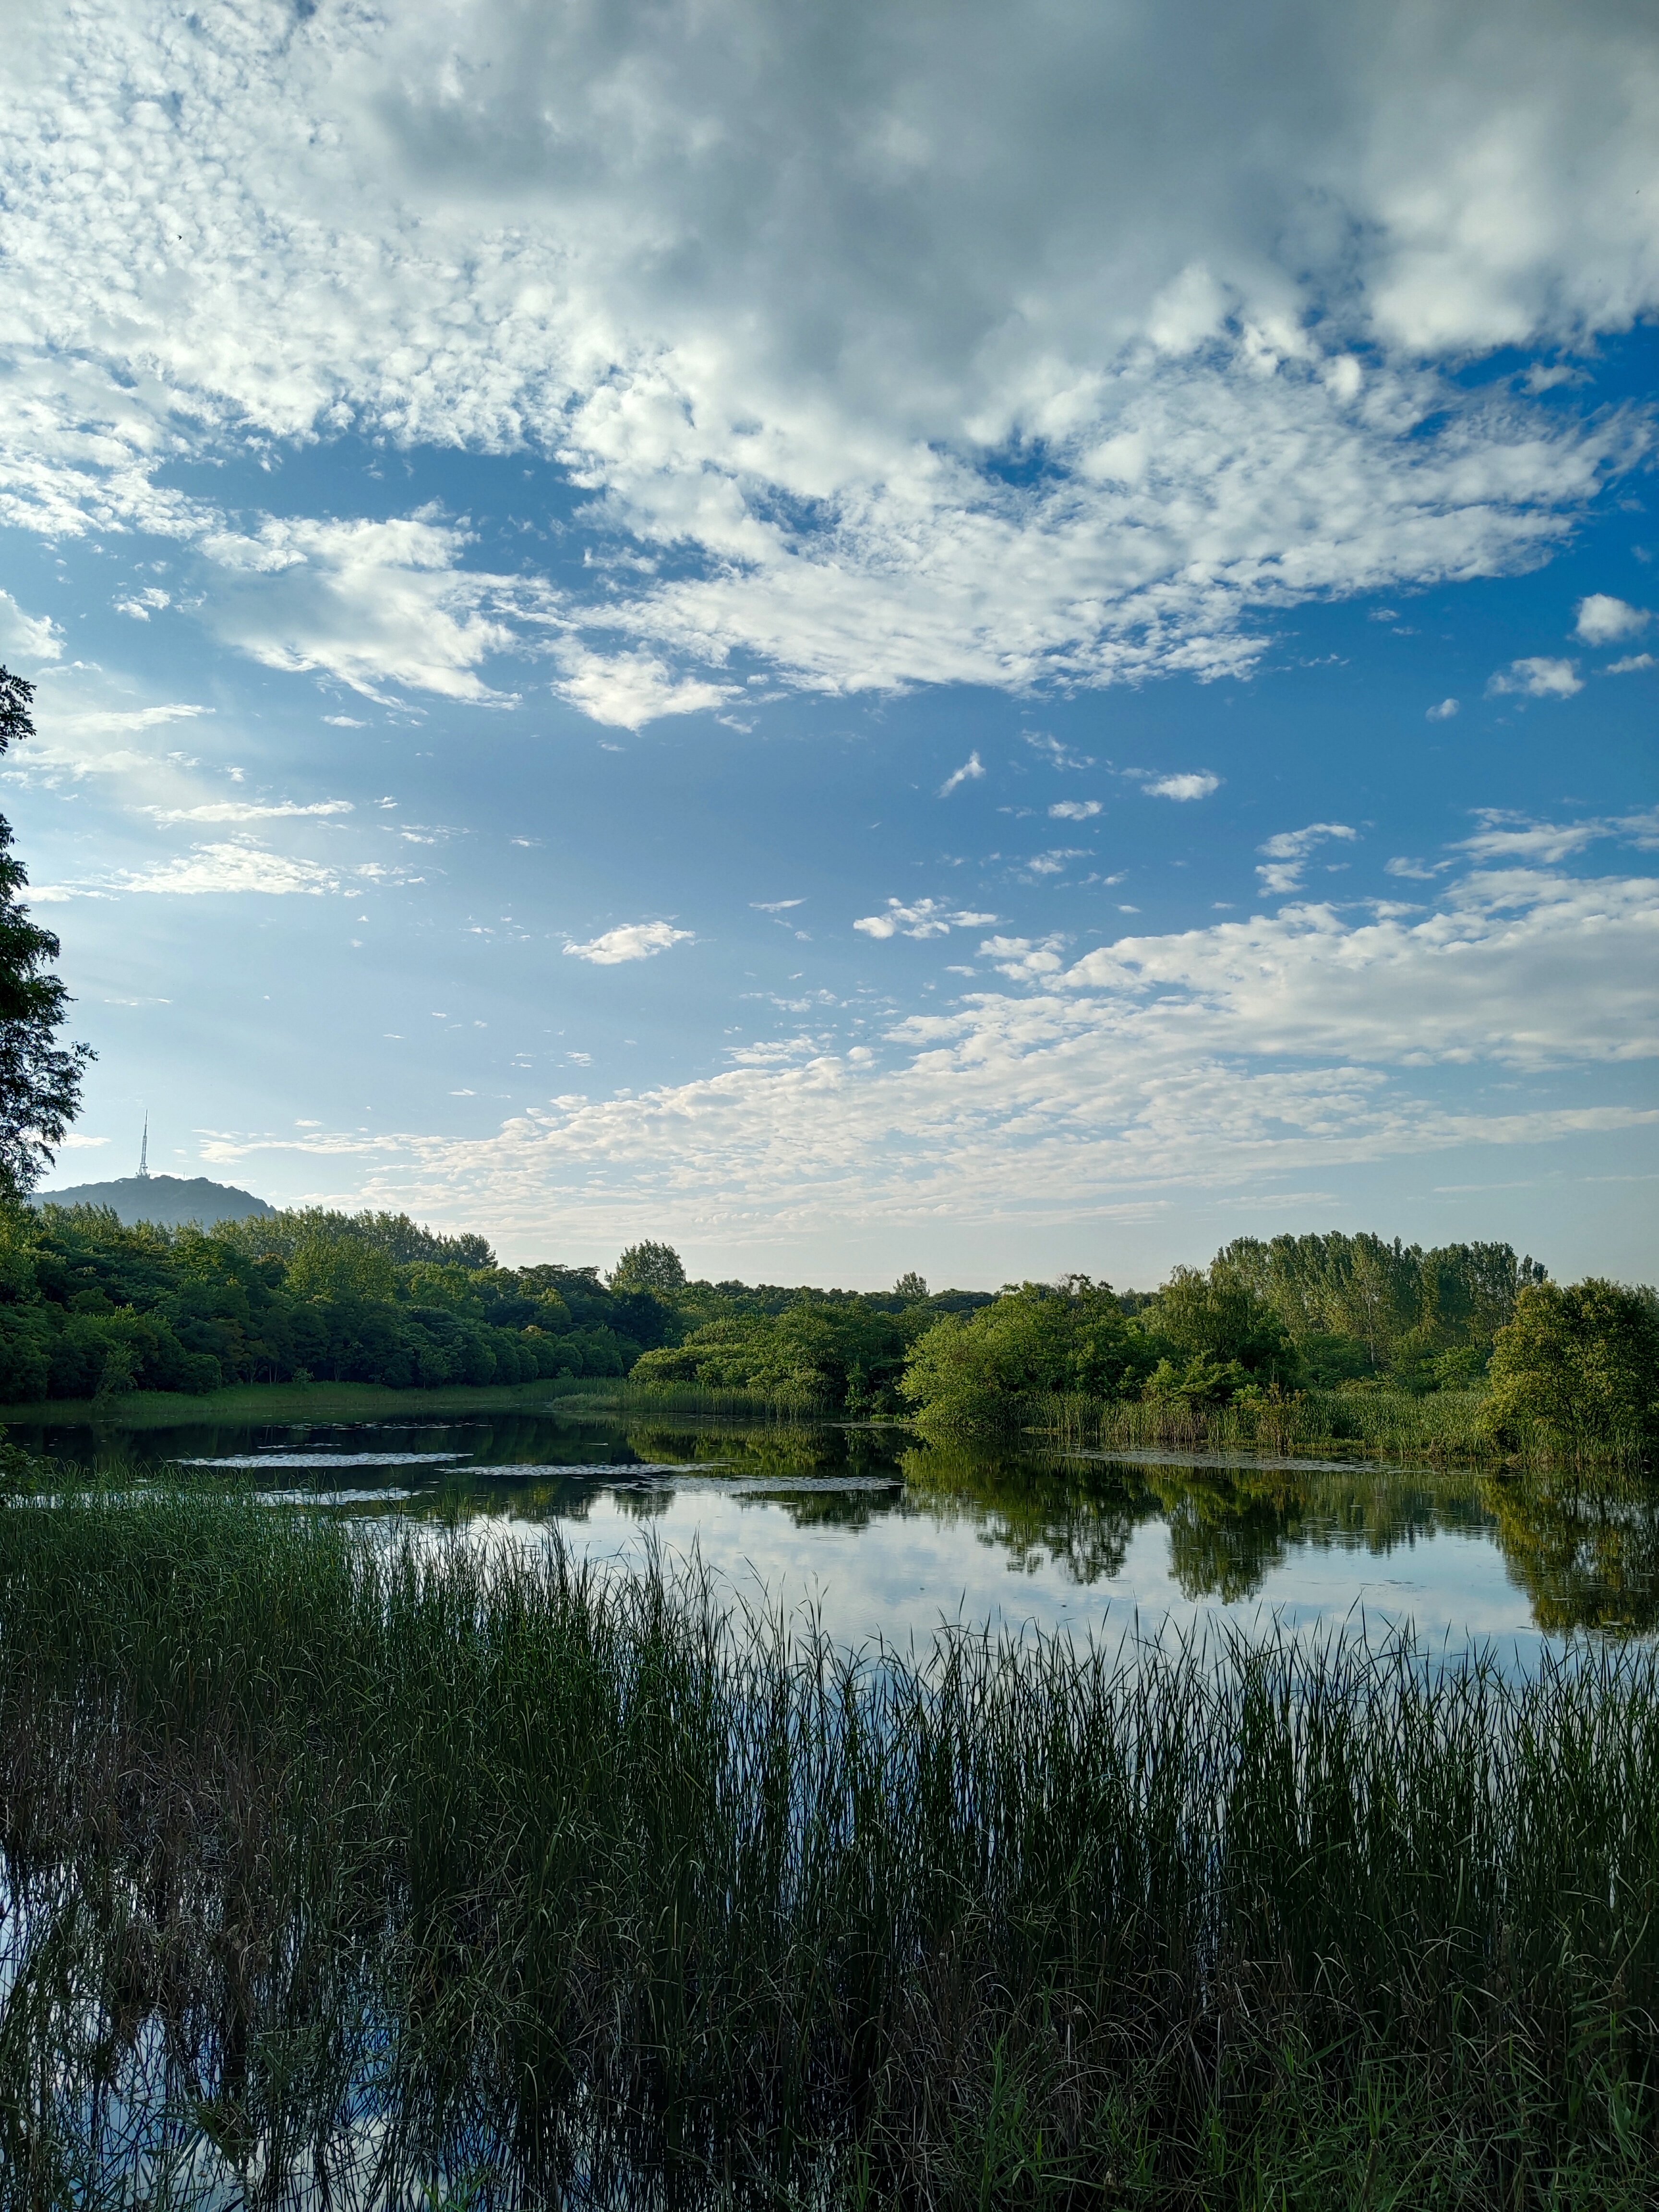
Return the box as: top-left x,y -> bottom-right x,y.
0,669 -> 93,1196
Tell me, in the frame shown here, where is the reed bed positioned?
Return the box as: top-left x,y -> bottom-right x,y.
2,1489 -> 1658,2210
1025,1386 -> 1599,1468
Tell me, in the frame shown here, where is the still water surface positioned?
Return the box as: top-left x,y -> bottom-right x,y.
7,1404 -> 1658,1654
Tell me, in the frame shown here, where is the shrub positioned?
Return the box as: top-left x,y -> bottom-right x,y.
1480,1279 -> 1659,1459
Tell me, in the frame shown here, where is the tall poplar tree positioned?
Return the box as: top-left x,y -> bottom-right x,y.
0,668 -> 93,1196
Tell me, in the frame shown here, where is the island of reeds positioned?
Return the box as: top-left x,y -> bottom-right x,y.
1,1203 -> 1654,1468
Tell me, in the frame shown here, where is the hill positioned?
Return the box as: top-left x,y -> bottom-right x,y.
31,1174 -> 276,1230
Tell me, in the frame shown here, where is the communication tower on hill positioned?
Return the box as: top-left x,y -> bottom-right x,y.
137,1114 -> 150,1180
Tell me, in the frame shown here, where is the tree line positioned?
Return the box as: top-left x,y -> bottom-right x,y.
2,1208 -> 1651,1457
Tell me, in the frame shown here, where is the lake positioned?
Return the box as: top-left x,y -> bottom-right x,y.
6,1401 -> 1657,1653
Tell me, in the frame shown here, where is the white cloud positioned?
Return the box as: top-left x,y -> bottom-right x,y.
563,921 -> 693,964
1456,808 -> 1659,866
203,863 -> 1659,1239
146,800 -> 353,825
1256,821 -> 1357,895
0,590 -> 62,665
3,0 -> 1656,717
1608,652 -> 1655,674
1049,798 -> 1102,819
1426,696 -> 1459,720
1487,656 -> 1581,698
979,933 -> 1070,979
114,587 -> 170,620
854,898 -> 1000,939
938,752 -> 986,797
553,648 -> 735,730
1575,593 -> 1649,645
1145,772 -> 1220,801
752,899 -> 806,913
1025,734 -> 1094,770
121,844 -> 343,898
201,511 -> 540,704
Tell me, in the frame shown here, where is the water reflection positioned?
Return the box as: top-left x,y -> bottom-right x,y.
6,1405 -> 1657,1643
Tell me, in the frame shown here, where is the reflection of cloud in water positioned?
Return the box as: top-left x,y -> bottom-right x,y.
13,1408 -> 1658,1653
179,1451 -> 467,1468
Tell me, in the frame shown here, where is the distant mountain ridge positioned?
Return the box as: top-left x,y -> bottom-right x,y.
32,1173 -> 276,1230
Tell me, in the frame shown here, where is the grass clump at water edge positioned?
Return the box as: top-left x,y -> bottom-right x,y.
1,1487 -> 1658,2209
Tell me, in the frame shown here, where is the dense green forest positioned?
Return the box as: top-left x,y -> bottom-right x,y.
2,1203 -> 1652,1456
0,1203 -> 988,1406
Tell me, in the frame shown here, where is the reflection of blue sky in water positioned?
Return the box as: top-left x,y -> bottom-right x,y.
526,1485 -> 1553,1663
12,1408 -> 1656,1664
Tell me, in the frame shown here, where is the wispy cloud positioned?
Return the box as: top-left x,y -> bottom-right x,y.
208,866 -> 1659,1240
1048,798 -> 1101,820
35,842 -> 346,901
146,800 -> 353,824
1257,822 -> 1357,895
0,591 -> 63,665
938,752 -> 985,796
1426,697 -> 1459,721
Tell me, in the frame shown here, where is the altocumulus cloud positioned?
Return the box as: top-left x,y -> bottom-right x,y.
196,855 -> 1659,1242
2,0 -> 1657,720
854,899 -> 1000,940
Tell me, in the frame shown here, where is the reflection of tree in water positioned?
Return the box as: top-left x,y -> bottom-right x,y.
900,1439 -> 1155,1585
622,1420 -> 897,1484
1154,1473 -> 1306,1603
387,1415 -> 1659,1638
900,1440 -> 1501,1604
1479,1471 -> 1659,1634
1151,1467 -> 1480,1603
733,1488 -> 906,1534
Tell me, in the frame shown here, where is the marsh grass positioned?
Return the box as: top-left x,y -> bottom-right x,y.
2,1489 -> 1658,2209
1023,1386 -> 1623,1469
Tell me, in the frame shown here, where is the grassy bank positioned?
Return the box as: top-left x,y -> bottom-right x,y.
0,1373 -> 631,1428
1009,1384 -> 1647,1470
2,1490 -> 1657,2209
0,1374 -> 816,1430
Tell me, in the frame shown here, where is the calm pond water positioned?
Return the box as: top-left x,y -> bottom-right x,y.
6,1404 -> 1657,1653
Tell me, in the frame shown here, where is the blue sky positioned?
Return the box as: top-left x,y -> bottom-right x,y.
1,0 -> 1656,1286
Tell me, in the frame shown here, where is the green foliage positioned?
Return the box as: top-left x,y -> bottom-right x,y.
219,1205 -> 494,1269
901,1278 -> 1149,1432
608,1238 -> 687,1294
0,668 -> 94,1195
631,1296 -> 915,1411
1139,1258 -> 1298,1382
1223,1230 -> 1545,1380
0,1205 -> 674,1403
1481,1279 -> 1659,1456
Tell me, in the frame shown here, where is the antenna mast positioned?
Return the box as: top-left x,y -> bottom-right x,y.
138,1114 -> 150,1180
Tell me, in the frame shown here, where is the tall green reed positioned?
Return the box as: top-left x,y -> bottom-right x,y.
2,1487 -> 1657,2208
